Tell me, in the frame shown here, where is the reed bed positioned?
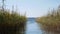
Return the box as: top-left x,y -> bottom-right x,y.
36,5 -> 60,33
0,9 -> 27,34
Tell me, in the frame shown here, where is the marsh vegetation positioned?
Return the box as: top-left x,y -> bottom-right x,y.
0,9 -> 27,34
36,5 -> 60,34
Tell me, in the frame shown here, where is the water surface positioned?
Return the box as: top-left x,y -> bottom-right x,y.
23,18 -> 60,34
25,18 -> 42,34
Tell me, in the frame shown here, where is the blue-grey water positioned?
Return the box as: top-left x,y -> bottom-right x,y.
19,18 -> 58,34
25,18 -> 42,34
20,18 -> 60,34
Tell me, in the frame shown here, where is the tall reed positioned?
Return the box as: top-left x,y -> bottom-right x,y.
36,5 -> 60,33
0,9 -> 27,34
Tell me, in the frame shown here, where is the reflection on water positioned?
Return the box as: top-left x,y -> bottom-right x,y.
19,18 -> 60,34
1,18 -> 60,34
25,18 -> 42,34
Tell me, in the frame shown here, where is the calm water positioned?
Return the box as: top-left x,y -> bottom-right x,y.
19,18 -> 59,34
25,18 -> 42,34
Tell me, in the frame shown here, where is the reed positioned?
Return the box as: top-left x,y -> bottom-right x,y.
0,9 -> 27,34
36,5 -> 60,33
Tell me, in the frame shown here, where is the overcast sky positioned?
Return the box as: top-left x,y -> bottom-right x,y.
0,0 -> 60,17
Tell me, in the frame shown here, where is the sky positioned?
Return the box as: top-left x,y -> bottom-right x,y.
0,0 -> 60,17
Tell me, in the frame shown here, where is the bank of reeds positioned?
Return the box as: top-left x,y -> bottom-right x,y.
0,9 -> 27,34
36,5 -> 60,33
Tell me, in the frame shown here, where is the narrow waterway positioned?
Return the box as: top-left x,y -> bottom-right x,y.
25,18 -> 42,34
19,18 -> 59,34
18,18 -> 58,34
